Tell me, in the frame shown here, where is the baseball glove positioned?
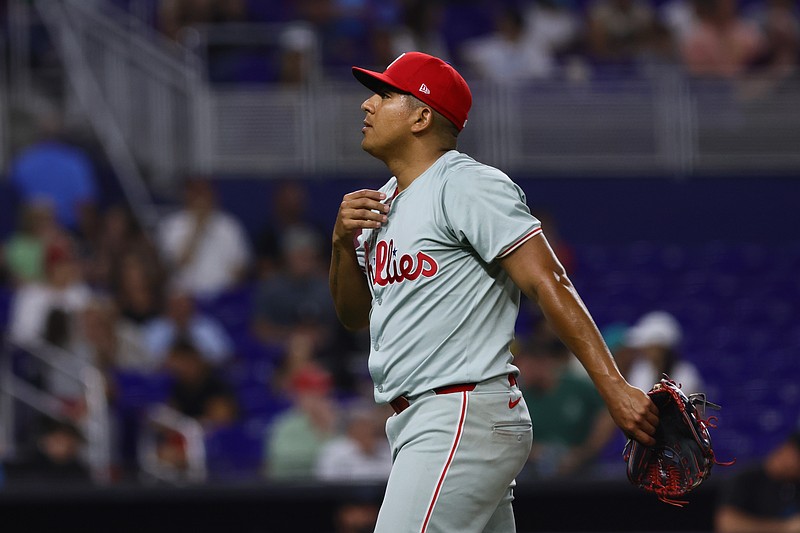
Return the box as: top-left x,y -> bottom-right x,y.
623,376 -> 732,506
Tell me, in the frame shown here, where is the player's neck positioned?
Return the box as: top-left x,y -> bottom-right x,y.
388,146 -> 451,191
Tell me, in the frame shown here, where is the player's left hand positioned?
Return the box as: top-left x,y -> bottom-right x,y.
606,383 -> 659,446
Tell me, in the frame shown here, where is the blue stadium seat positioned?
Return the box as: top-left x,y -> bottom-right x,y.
205,421 -> 266,482
112,371 -> 173,410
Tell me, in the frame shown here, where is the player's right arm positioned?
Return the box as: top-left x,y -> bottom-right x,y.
500,233 -> 659,446
329,189 -> 388,331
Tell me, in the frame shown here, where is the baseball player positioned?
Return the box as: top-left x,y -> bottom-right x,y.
329,51 -> 658,533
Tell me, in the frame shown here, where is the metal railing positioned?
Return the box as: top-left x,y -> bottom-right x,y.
35,0 -> 161,229
0,34 -> 7,172
0,339 -> 112,484
18,3 -> 800,191
202,70 -> 800,178
0,339 -> 208,485
178,21 -> 324,85
5,0 -> 34,108
33,0 -> 211,218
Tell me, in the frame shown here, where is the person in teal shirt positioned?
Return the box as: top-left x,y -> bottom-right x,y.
515,336 -> 616,479
262,364 -> 339,480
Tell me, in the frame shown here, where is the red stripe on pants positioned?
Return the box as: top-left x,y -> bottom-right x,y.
420,391 -> 469,533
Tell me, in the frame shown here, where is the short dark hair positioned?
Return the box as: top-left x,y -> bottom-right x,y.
169,337 -> 201,358
40,416 -> 84,442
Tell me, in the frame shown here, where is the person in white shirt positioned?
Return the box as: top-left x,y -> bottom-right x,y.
158,179 -> 251,299
315,402 -> 393,482
460,5 -> 556,84
8,241 -> 92,346
8,241 -> 93,403
625,310 -> 705,395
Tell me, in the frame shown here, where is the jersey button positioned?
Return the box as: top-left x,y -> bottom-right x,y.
377,385 -> 383,393
375,298 -> 382,305
373,342 -> 380,350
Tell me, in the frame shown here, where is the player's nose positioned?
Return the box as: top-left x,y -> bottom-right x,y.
361,95 -> 377,113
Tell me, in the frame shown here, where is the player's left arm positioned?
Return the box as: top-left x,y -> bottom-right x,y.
500,233 -> 659,446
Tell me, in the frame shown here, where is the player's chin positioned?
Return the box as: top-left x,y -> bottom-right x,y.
360,137 -> 377,155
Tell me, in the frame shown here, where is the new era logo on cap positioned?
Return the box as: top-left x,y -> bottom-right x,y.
352,52 -> 473,131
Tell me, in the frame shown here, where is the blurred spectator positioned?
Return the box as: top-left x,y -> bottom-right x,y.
8,114 -> 99,237
263,363 -> 338,480
314,401 -> 392,482
148,339 -> 239,480
625,310 -> 705,395
602,322 -> 635,377
637,18 -> 680,68
8,240 -> 91,347
585,0 -> 656,64
163,338 -> 239,429
2,417 -> 92,485
85,204 -> 161,292
386,0 -> 449,62
255,180 -> 326,279
594,321 -> 636,467
297,0 -> 374,69
278,23 -> 321,85
524,0 -> 582,60
143,286 -> 234,368
680,0 -> 764,78
69,295 -> 148,478
715,429 -> 800,533
739,0 -> 800,98
73,295 -> 152,373
1,199 -> 66,286
158,0 -> 246,41
111,250 -> 165,327
461,5 -> 555,83
157,178 -> 252,299
271,328 -> 320,395
659,0 -> 698,43
252,225 -> 336,350
6,240 -> 97,421
754,0 -> 799,72
514,336 -> 614,479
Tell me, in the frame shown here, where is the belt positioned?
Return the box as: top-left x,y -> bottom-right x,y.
389,374 -> 518,415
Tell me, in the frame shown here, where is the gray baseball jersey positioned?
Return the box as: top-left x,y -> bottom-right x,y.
355,149 -> 542,404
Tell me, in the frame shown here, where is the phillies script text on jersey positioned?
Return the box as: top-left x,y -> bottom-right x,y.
369,239 -> 438,286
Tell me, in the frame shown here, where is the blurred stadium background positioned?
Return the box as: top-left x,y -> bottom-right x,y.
0,0 -> 798,531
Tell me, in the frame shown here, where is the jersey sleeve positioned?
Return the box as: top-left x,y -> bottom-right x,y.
441,168 -> 541,263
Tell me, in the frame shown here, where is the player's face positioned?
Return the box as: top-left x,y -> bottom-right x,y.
360,90 -> 415,159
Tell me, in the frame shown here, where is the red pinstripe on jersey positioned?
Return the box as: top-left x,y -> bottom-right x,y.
420,391 -> 469,533
497,227 -> 542,259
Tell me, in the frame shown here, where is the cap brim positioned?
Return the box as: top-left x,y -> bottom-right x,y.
352,67 -> 405,95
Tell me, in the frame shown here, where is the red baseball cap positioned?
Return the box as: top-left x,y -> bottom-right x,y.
353,52 -> 472,131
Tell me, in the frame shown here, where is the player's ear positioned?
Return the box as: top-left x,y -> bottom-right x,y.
410,106 -> 434,134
